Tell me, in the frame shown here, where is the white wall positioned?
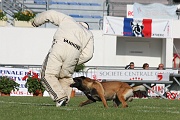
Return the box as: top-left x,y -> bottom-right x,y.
0,26 -> 177,68
173,20 -> 180,38
0,27 -> 55,65
116,37 -> 162,67
84,30 -> 118,66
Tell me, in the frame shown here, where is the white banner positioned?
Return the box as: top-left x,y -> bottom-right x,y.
91,70 -> 178,81
0,67 -> 87,96
133,3 -> 179,19
90,69 -> 179,97
103,16 -> 172,38
0,67 -> 40,96
1,67 -> 179,98
127,4 -> 133,18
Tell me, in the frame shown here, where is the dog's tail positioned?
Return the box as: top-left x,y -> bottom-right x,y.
132,85 -> 146,92
123,89 -> 134,102
125,85 -> 146,102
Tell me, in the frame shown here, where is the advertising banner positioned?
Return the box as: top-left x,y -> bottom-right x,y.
0,67 -> 179,98
0,67 -> 40,96
89,69 -> 179,98
103,16 -> 172,38
0,67 -> 88,96
91,69 -> 178,81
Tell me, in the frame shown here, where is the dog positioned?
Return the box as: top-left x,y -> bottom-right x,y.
70,76 -> 142,108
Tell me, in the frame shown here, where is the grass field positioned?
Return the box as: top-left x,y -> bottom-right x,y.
0,96 -> 180,120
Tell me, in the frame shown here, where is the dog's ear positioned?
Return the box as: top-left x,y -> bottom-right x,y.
73,76 -> 85,81
80,76 -> 86,80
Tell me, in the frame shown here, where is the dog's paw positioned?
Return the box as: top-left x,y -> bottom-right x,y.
122,104 -> 128,108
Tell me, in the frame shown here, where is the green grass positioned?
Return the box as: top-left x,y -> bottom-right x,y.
0,96 -> 180,120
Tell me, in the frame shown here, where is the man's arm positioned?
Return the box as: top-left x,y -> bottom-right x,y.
77,37 -> 94,65
32,10 -> 69,27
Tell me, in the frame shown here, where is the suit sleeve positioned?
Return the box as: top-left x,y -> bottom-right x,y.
32,10 -> 68,27
77,36 -> 94,65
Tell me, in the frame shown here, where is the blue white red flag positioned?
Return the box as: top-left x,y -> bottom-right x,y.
103,16 -> 172,38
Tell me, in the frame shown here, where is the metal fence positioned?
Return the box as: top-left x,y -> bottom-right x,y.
0,0 -> 107,29
1,0 -> 176,29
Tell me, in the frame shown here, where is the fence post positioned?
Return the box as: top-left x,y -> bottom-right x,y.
1,0 -> 3,11
22,0 -> 24,11
46,0 -> 49,11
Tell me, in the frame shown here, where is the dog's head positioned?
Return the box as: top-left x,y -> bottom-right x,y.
70,76 -> 93,91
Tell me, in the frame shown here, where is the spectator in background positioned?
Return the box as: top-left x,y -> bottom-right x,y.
156,63 -> 165,70
142,63 -> 149,69
125,62 -> 134,69
136,63 -> 149,98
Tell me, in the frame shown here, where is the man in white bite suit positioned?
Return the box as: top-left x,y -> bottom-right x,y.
32,10 -> 94,107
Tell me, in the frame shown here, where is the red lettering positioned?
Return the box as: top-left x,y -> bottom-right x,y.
27,92 -> 32,95
123,32 -> 132,35
167,92 -> 178,99
11,91 -> 24,95
157,86 -> 164,93
157,73 -> 163,81
128,11 -> 133,16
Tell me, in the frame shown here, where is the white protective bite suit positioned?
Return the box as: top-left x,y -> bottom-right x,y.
32,10 -> 94,103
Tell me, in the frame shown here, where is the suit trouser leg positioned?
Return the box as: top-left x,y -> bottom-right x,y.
58,78 -> 74,103
41,47 -> 67,101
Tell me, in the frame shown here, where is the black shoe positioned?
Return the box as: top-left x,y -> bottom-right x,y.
56,97 -> 68,107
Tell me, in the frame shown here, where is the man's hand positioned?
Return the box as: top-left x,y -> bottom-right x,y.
32,20 -> 37,27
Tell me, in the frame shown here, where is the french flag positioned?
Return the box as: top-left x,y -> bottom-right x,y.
103,16 -> 171,38
123,18 -> 152,37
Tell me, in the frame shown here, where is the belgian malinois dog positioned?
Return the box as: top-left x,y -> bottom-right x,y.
70,76 -> 140,108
